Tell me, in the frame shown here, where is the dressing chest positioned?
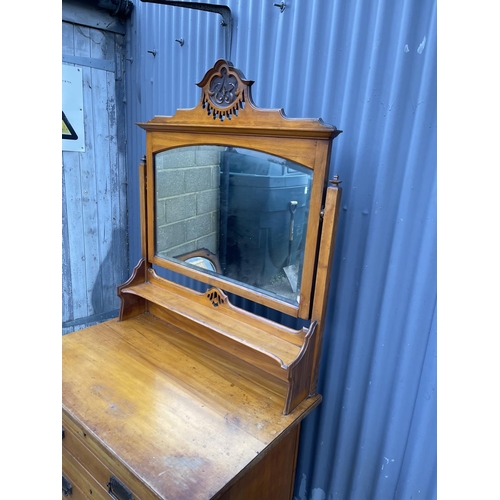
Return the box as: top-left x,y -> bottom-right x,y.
62,60 -> 342,500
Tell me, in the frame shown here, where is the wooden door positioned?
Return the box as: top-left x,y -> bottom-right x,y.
62,2 -> 128,334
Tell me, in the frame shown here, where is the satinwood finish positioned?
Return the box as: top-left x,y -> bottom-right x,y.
62,60 -> 342,500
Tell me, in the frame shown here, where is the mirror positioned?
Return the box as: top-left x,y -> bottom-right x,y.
139,59 -> 342,317
154,146 -> 313,304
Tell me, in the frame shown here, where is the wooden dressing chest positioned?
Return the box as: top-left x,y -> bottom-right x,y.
62,60 -> 342,500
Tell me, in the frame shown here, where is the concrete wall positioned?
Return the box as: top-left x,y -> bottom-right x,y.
155,146 -> 221,259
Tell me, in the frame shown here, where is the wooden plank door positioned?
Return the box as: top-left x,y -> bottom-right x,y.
62,3 -> 128,334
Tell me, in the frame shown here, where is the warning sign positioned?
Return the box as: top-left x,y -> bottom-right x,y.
62,111 -> 78,140
62,64 -> 85,152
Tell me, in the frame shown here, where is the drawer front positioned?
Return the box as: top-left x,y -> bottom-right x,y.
63,447 -> 109,500
62,468 -> 95,500
62,421 -> 113,497
63,411 -> 158,500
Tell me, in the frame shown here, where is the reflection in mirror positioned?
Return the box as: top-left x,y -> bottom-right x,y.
176,248 -> 222,273
154,146 -> 312,304
185,257 -> 217,272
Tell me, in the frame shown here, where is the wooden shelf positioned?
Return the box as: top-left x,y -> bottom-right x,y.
118,262 -> 318,414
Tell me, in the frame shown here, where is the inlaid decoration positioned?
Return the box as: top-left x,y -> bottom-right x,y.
197,60 -> 254,121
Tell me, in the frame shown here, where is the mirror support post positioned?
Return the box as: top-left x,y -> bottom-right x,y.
139,156 -> 148,261
309,183 -> 343,396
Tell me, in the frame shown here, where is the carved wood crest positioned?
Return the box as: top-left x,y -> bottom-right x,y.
197,60 -> 254,121
206,288 -> 228,308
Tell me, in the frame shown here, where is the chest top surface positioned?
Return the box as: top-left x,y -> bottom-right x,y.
63,315 -> 321,499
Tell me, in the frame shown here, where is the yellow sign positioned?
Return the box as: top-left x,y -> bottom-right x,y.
62,111 -> 78,140
62,64 -> 85,152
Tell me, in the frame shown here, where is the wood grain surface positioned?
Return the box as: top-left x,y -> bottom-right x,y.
63,314 -> 321,499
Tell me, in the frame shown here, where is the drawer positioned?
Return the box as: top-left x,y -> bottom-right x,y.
62,423 -> 113,499
63,448 -> 108,500
62,468 -> 94,500
63,411 -> 156,500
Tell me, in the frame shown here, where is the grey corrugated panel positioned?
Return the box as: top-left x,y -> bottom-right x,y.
123,1 -> 436,498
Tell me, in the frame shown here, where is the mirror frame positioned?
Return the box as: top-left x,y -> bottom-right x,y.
138,60 -> 341,319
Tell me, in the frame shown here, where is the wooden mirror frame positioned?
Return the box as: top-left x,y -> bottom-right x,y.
137,60 -> 341,319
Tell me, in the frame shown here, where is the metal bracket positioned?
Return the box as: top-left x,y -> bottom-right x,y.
140,0 -> 233,61
62,476 -> 73,497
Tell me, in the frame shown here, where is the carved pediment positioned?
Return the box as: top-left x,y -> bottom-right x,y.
197,60 -> 255,121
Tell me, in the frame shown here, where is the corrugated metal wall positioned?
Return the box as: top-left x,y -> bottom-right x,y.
124,1 -> 436,498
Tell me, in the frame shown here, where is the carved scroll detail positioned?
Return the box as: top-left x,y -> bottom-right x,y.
197,60 -> 254,121
209,67 -> 238,107
206,288 -> 228,308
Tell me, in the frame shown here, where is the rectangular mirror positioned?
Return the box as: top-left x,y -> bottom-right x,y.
154,145 -> 313,305
139,60 -> 341,318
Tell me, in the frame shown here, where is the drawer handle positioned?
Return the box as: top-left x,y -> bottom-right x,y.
107,476 -> 134,500
62,475 -> 72,496
62,427 -> 65,439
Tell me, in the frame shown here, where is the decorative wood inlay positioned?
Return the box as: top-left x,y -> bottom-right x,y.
197,60 -> 254,121
206,288 -> 228,308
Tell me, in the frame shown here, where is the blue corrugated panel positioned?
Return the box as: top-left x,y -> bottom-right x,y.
124,1 -> 436,498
